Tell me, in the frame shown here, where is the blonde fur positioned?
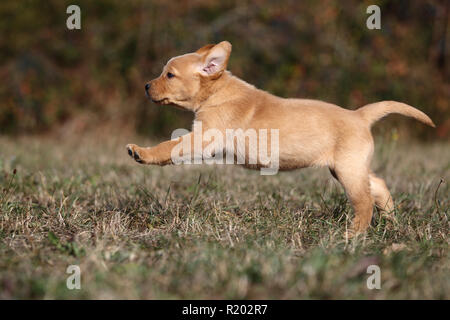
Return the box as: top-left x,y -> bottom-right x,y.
357,101 -> 435,128
127,41 -> 434,237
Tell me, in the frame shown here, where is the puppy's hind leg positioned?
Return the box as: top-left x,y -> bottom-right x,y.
369,172 -> 394,215
333,164 -> 374,237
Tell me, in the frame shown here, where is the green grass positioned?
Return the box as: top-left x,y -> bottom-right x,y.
0,134 -> 448,299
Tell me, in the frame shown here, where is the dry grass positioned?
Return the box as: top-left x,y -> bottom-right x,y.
0,133 -> 448,299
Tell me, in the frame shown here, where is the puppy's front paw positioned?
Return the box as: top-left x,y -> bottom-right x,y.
126,144 -> 145,164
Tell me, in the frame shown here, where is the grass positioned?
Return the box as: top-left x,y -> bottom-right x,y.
0,133 -> 448,299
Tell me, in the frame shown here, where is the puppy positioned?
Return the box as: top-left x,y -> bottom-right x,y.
127,41 -> 435,236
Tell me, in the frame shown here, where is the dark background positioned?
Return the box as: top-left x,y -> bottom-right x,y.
0,0 -> 448,139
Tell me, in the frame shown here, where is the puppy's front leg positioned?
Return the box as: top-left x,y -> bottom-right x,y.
126,140 -> 178,165
126,133 -> 195,166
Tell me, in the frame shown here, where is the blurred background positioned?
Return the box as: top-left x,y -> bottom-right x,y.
0,0 -> 448,140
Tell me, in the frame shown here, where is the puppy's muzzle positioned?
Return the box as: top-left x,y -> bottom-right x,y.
145,83 -> 151,98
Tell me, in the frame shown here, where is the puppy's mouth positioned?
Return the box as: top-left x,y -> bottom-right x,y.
151,98 -> 170,105
145,89 -> 170,105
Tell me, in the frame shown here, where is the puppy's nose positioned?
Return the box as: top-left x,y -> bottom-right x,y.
145,83 -> 150,91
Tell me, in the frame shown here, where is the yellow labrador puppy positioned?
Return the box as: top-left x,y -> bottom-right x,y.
127,41 -> 435,236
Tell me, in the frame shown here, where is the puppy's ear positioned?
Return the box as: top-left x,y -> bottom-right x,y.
196,44 -> 216,55
198,41 -> 232,78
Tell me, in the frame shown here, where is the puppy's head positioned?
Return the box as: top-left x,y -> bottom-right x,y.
145,41 -> 232,111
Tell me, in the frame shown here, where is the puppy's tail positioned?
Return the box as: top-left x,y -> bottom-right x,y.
356,101 -> 435,128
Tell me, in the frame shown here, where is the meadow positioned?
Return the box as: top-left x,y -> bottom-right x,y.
0,133 -> 448,299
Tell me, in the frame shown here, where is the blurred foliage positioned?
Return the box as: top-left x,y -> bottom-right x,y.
0,0 -> 448,139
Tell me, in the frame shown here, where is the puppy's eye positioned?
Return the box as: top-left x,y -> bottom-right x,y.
167,72 -> 175,79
